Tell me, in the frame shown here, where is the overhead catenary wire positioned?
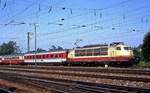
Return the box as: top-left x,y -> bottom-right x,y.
38,8 -> 150,41
37,6 -> 150,38
1,3 -> 150,41
0,0 -> 135,30
0,2 -> 149,37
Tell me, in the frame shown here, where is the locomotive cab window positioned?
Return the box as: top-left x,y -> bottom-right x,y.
116,47 -> 121,50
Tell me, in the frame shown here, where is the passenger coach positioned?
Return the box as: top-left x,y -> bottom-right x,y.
24,50 -> 68,65
0,54 -> 24,65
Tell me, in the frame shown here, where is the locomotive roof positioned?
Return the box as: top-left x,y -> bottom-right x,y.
75,42 -> 125,49
83,44 -> 108,48
110,42 -> 124,46
75,44 -> 108,49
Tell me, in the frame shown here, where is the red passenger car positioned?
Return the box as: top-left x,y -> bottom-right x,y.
0,55 -> 24,65
24,50 -> 68,65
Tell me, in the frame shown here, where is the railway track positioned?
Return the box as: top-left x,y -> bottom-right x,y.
0,72 -> 150,93
1,65 -> 150,75
0,66 -> 150,93
0,66 -> 150,83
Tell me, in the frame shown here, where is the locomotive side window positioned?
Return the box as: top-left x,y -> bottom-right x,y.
80,50 -> 86,56
100,48 -> 108,55
101,48 -> 108,51
116,47 -> 121,50
124,47 -> 130,50
94,48 -> 100,56
75,50 -> 80,56
87,49 -> 93,56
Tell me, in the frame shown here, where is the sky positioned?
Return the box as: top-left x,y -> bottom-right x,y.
0,0 -> 150,52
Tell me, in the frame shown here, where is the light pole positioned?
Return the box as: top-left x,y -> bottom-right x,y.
25,22 -> 38,66
30,23 -> 38,66
34,23 -> 37,66
1,21 -> 38,66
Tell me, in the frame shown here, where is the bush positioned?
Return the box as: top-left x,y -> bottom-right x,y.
142,31 -> 150,62
136,61 -> 150,68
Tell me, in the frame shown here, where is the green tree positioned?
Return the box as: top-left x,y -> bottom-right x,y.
0,41 -> 20,55
37,48 -> 46,53
132,44 -> 142,59
49,45 -> 57,51
142,31 -> 150,62
133,48 -> 140,57
49,45 -> 64,51
57,46 -> 63,50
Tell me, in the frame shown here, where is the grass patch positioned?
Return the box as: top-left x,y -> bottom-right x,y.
135,61 -> 150,68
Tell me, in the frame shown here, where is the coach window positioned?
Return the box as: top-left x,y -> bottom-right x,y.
55,55 -> 58,58
63,54 -> 66,57
51,55 -> 53,58
43,55 -> 45,58
116,47 -> 121,50
58,54 -> 61,58
36,55 -> 38,59
46,54 -> 49,58
38,55 -> 41,59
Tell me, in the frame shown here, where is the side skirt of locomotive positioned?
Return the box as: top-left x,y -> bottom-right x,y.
62,61 -> 134,67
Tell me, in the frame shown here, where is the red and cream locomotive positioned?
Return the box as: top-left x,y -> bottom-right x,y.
67,42 -> 135,66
